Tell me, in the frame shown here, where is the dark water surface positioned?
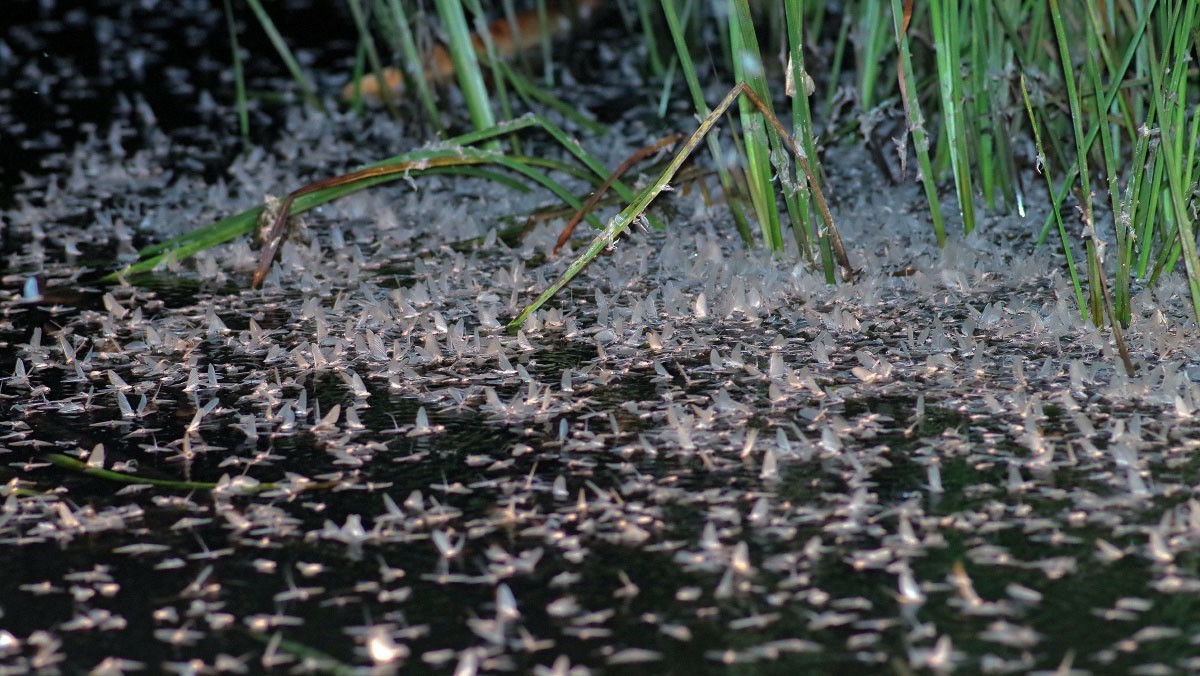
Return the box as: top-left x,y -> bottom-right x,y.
5,2 -> 1200,675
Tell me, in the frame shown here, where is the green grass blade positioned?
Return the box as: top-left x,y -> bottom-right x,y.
507,83 -> 850,332
635,0 -> 666,78
854,1 -> 890,111
345,0 -> 400,119
660,0 -> 754,245
536,0 -> 552,85
928,0 -> 975,234
890,0 -> 945,247
1116,126 -> 1153,324
1034,0 -> 1158,248
108,115 -> 624,282
345,35 -> 368,114
1049,0 -> 1102,322
493,60 -> 607,135
45,453 -> 281,492
782,0 -> 816,266
1146,2 -> 1200,323
464,0 -> 516,133
821,9 -> 852,120
222,0 -> 249,139
1020,74 -> 1086,318
434,0 -> 495,135
1085,12 -> 1129,326
242,0 -> 325,112
1135,131 -> 1162,278
384,0 -> 445,130
728,0 -> 782,252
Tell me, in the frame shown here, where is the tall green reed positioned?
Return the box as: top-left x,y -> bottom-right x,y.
821,0 -> 1197,331
221,0 -> 1199,338
222,0 -> 250,139
242,0 -> 325,112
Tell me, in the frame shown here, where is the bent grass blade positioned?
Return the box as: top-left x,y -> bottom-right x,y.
247,145 -> 603,288
507,82 -> 852,333
104,114 -> 637,283
552,133 -> 683,254
249,151 -> 486,288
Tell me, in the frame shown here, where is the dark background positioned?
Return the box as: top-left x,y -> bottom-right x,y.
1,0 -> 362,210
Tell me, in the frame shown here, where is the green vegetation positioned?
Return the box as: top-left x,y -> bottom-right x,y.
103,116 -> 635,283
126,0 -> 1198,351
507,82 -> 850,331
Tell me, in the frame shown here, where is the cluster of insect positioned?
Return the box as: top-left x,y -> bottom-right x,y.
4,100 -> 1200,675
